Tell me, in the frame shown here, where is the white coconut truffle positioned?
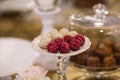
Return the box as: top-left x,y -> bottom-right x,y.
47,29 -> 58,39
67,31 -> 78,37
44,32 -> 52,38
59,28 -> 69,36
53,33 -> 63,39
39,35 -> 52,49
49,29 -> 58,36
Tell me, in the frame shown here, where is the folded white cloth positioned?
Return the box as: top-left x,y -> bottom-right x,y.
0,38 -> 39,77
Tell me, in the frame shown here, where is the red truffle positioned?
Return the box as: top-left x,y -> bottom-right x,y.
64,35 -> 74,43
75,34 -> 85,46
54,37 -> 64,45
70,39 -> 81,51
59,41 -> 70,53
47,41 -> 58,53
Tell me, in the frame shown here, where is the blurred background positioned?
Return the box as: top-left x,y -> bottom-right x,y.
0,0 -> 120,41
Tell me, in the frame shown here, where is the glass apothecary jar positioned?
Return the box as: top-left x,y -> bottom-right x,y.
69,4 -> 120,80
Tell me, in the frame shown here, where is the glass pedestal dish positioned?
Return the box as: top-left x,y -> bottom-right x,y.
32,36 -> 91,80
69,4 -> 120,80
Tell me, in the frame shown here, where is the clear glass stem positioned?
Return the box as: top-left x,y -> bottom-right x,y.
57,56 -> 68,80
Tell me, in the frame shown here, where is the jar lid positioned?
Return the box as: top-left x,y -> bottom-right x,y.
70,4 -> 120,27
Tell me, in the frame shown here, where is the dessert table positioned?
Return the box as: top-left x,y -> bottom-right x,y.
0,0 -> 120,80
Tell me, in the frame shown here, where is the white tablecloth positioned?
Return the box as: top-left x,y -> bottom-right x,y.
0,37 -> 39,77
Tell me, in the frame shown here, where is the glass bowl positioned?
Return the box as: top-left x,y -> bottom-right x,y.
69,4 -> 120,80
70,61 -> 120,80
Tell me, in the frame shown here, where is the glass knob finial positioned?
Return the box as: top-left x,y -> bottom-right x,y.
93,4 -> 108,15
93,4 -> 108,24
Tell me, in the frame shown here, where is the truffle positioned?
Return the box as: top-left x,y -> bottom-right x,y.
103,56 -> 117,71
97,43 -> 112,57
67,31 -> 78,37
59,28 -> 69,36
39,35 -> 52,49
114,53 -> 120,65
87,56 -> 101,71
115,42 -> 120,52
53,33 -> 63,39
49,29 -> 59,38
103,37 -> 115,47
